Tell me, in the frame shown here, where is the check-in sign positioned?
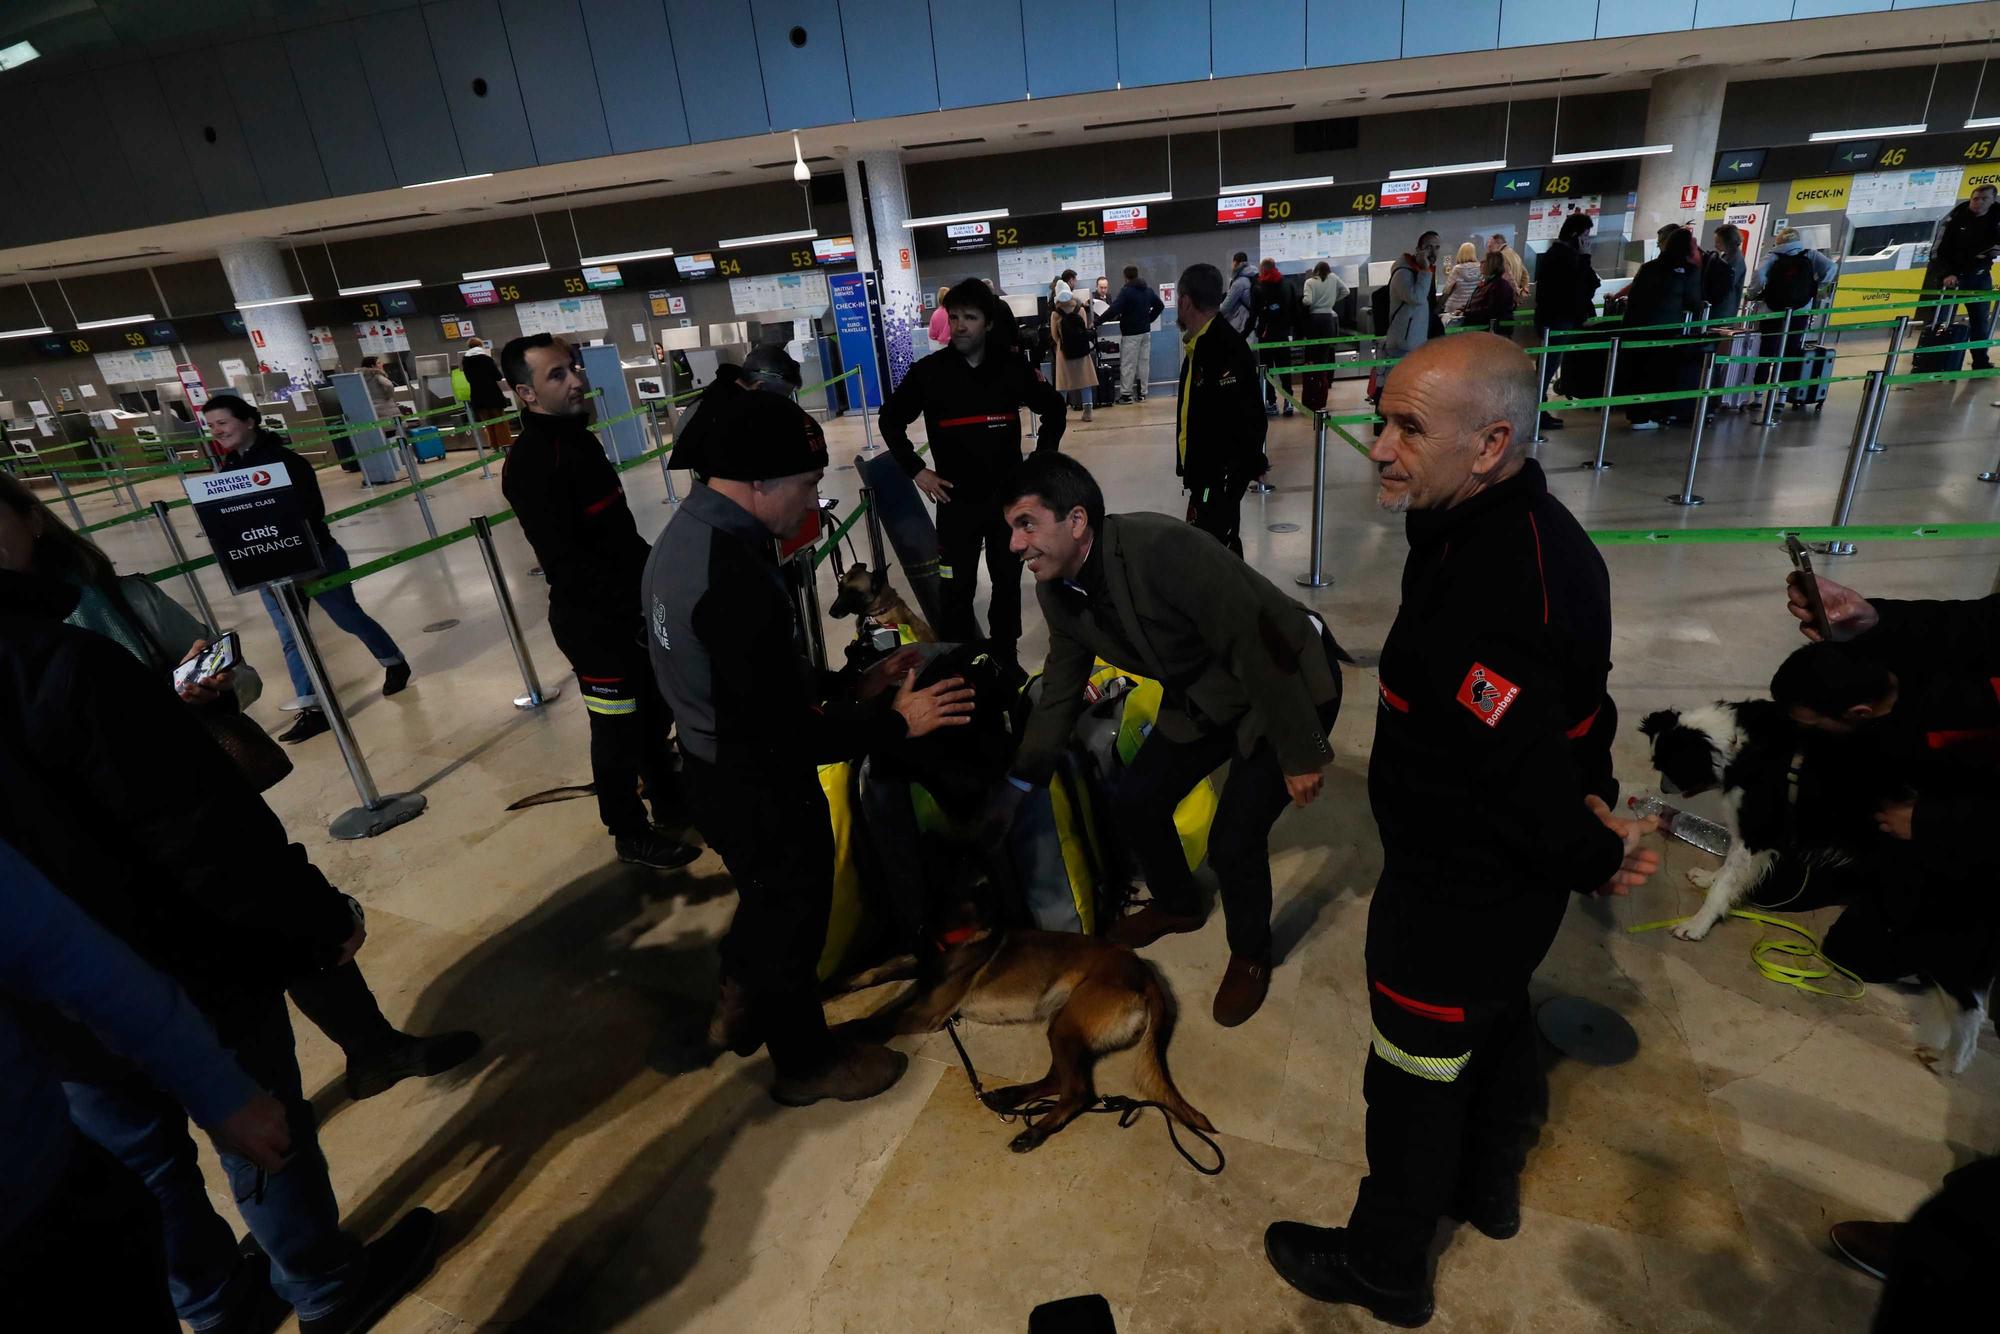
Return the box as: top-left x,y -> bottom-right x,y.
1379,179 -> 1429,209
1103,205 -> 1148,234
183,463 -> 324,594
1217,194 -> 1262,223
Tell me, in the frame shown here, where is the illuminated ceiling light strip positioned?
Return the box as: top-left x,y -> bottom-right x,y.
1217,176 -> 1334,193
0,325 -> 53,339
578,246 -> 676,264
336,280 -> 422,295
74,312 -> 154,329
460,261 -> 551,280
1806,124 -> 1927,143
1549,143 -> 1675,163
402,172 -> 494,189
1059,191 -> 1173,210
0,40 -> 39,72
901,208 -> 1010,228
717,228 -> 819,247
235,293 -> 314,310
1388,159 -> 1507,178
1967,115 -> 2000,129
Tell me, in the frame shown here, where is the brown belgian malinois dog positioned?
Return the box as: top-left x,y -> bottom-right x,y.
839,926 -> 1215,1153
828,561 -> 937,644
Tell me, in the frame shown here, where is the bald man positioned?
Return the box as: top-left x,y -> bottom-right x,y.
1265,334 -> 1660,1326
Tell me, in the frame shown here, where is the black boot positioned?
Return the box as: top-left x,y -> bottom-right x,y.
616,829 -> 701,870
344,1030 -> 484,1101
1450,1177 -> 1521,1240
1263,1223 -> 1433,1328
297,1209 -> 440,1334
278,708 -> 331,744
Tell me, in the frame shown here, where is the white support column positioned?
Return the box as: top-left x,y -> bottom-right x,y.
853,149 -> 925,389
1633,67 -> 1731,246
218,240 -> 324,388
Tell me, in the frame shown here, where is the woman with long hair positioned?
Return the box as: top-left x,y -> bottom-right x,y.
0,472 -> 481,1102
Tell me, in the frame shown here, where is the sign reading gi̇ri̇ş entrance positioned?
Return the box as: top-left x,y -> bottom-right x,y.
182,463 -> 324,594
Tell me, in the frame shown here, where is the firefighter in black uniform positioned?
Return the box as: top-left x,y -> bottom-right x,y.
1265,334 -> 1661,1327
498,333 -> 698,871
643,390 -> 974,1103
1172,262 -> 1269,554
879,277 -> 1067,678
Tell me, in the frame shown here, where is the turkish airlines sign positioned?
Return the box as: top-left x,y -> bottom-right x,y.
1379,178 -> 1429,209
1216,194 -> 1262,223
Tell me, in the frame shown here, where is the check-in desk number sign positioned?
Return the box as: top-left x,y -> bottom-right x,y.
182,463 -> 325,594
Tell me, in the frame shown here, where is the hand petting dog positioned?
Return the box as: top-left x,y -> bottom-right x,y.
1586,795 -> 1661,897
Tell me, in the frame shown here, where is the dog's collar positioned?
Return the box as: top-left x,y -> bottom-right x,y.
933,926 -> 981,951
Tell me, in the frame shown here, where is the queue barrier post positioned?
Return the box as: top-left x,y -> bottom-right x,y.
793,547 -> 829,670
272,578 -> 427,840
398,435 -> 440,539
471,514 -> 560,710
1824,369 -> 1883,557
860,487 -> 887,572
649,407 -> 679,504
1533,343 -> 1550,443
151,501 -> 217,630
1296,409 -> 1332,588
116,456 -> 142,511
1667,348 -> 1718,507
48,465 -> 85,527
1758,308 -> 1796,430
1867,315 -> 1914,453
468,414 -> 491,481
1586,337 -> 1621,471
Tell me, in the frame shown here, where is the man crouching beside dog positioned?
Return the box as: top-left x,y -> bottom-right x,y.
1264,334 -> 1661,1328
644,389 -> 976,1107
987,452 -> 1346,1029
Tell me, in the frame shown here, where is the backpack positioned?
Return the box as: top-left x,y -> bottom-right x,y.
1762,251 -> 1818,310
1059,308 -> 1093,359
1700,252 -> 1736,311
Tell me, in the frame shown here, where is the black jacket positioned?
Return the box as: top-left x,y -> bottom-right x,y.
1252,277 -> 1295,344
1175,314 -> 1267,488
1932,201 -> 2000,278
1844,593 -> 2000,871
501,409 -> 649,639
220,428 -> 333,551
0,572 -> 356,1025
461,348 -> 509,413
1102,279 -> 1165,335
1370,461 -> 1623,917
1532,237 -> 1600,330
1623,255 -> 1704,330
879,344 -> 1068,499
644,485 -> 905,773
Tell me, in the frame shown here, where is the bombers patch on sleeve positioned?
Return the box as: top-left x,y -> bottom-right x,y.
1455,662 -> 1520,727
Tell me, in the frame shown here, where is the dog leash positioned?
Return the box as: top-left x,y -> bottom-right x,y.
1627,909 -> 1867,999
941,1015 -> 1226,1175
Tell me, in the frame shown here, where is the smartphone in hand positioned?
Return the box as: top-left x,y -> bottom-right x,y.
1784,536 -> 1834,642
173,631 -> 241,691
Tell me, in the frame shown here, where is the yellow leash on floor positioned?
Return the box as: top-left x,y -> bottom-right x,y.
1627,909 -> 1868,1000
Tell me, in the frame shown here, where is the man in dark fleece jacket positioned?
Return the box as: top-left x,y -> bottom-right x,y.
879,277 -> 1066,676
500,333 -> 697,871
1265,334 -> 1660,1328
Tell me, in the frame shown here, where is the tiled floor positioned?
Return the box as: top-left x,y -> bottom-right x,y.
70,341 -> 2000,1331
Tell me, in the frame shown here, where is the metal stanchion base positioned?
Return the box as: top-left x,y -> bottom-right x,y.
1977,471 -> 2000,483
514,684 -> 563,710
329,792 -> 427,841
1818,541 -> 1857,557
1865,443 -> 1885,454
1295,573 -> 1331,588
1248,481 -> 1274,494
1666,494 -> 1705,506
1579,460 -> 1614,471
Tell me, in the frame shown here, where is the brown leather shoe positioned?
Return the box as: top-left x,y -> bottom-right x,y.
1105,904 -> 1205,949
707,976 -> 760,1057
770,1041 -> 908,1107
1829,1220 -> 1898,1281
1213,954 -> 1271,1027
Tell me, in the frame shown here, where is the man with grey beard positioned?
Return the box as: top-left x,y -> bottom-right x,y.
1265,333 -> 1659,1327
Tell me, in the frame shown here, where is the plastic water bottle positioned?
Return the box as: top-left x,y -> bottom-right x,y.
1628,793 -> 1732,856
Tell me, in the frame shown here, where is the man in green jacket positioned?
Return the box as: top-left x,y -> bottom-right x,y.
995,453 -> 1345,1025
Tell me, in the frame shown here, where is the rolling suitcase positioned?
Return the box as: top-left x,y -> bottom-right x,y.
1913,319 -> 1969,374
1785,343 -> 1834,410
1714,330 -> 1761,409
410,425 -> 446,461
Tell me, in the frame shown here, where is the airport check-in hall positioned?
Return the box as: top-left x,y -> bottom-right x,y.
4,2 -> 2000,1331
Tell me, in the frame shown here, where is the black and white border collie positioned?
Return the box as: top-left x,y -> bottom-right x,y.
1638,702 -> 1989,1073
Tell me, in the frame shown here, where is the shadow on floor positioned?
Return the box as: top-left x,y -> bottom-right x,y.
322,854 -> 797,1323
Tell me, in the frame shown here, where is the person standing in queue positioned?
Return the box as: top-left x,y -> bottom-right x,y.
644,390 -> 975,1103
991,453 -> 1344,1026
499,333 -> 698,871
459,337 -> 513,451
1264,333 -> 1660,1328
1173,262 -> 1268,555
203,395 -> 411,744
879,277 -> 1067,683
